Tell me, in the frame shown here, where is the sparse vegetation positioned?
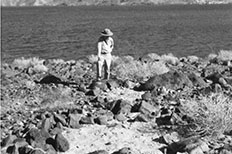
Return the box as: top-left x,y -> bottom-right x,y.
112,56 -> 169,81
217,50 -> 232,62
1,53 -> 232,154
160,53 -> 179,65
12,57 -> 48,73
87,54 -> 170,81
181,93 -> 232,138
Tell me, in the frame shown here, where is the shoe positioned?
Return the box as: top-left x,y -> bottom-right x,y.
97,77 -> 101,81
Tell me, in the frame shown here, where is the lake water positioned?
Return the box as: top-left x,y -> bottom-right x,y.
1,4 -> 232,62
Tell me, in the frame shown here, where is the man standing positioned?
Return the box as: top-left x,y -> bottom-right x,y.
97,28 -> 114,80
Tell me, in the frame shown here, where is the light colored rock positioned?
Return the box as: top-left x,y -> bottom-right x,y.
189,146 -> 204,154
163,131 -> 180,144
189,140 -> 209,154
102,88 -> 144,104
199,141 -> 210,152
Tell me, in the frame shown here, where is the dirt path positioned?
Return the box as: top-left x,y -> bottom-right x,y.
62,122 -> 164,154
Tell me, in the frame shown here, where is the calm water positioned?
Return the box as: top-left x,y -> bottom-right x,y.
2,5 -> 232,62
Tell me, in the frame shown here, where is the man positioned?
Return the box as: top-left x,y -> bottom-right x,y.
97,28 -> 114,80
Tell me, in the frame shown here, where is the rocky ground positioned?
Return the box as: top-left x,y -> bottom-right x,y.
1,53 -> 232,154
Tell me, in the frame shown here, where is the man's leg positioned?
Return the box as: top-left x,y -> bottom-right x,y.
104,54 -> 112,80
97,57 -> 104,80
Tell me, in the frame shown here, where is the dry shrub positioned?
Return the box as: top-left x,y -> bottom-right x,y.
112,55 -> 134,67
160,53 -> 179,65
217,50 -> 232,62
182,93 -> 232,137
12,57 -> 48,72
112,56 -> 169,81
146,53 -> 161,60
49,59 -> 65,64
140,53 -> 161,63
87,54 -> 119,64
87,54 -> 98,64
32,64 -> 48,72
87,54 -> 170,81
12,57 -> 32,69
187,55 -> 199,63
208,53 -> 217,60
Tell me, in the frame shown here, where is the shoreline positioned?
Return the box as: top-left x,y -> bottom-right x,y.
1,50 -> 231,64
2,3 -> 232,7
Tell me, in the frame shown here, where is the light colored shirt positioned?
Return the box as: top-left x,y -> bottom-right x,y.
98,37 -> 114,56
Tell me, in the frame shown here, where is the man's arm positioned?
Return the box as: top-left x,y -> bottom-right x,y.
111,38 -> 114,50
97,42 -> 102,58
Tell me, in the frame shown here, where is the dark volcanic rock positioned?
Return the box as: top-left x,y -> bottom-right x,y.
94,116 -> 108,125
139,71 -> 193,91
25,128 -> 50,150
18,146 -> 33,154
53,113 -> 67,127
137,101 -> 158,118
6,145 -> 18,154
109,99 -> 132,115
167,138 -> 209,154
205,72 -> 232,90
38,74 -> 62,84
106,79 -> 122,90
88,80 -> 108,91
80,116 -> 95,124
205,72 -> 223,84
112,147 -> 133,154
86,87 -> 101,96
88,150 -> 109,154
55,133 -> 69,152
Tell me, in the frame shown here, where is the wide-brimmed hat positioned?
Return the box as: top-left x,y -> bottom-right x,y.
101,28 -> 113,36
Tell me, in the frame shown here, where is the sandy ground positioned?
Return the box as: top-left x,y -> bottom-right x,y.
61,121 -> 164,154
59,87 -> 162,154
102,87 -> 145,103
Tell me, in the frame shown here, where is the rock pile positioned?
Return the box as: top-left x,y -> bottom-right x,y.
1,54 -> 232,154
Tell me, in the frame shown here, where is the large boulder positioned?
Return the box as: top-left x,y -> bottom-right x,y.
205,72 -> 232,89
53,113 -> 67,127
38,74 -> 62,84
109,99 -> 132,115
25,128 -> 50,150
88,80 -> 108,91
68,114 -> 82,128
54,133 -> 69,152
138,71 -> 193,91
137,101 -> 158,118
187,73 -> 208,88
106,79 -> 123,90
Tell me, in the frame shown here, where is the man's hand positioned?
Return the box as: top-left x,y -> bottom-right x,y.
98,56 -> 101,61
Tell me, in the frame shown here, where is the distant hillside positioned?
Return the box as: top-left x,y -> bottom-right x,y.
1,0 -> 232,6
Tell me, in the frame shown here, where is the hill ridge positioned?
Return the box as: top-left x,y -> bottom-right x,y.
1,0 -> 232,7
